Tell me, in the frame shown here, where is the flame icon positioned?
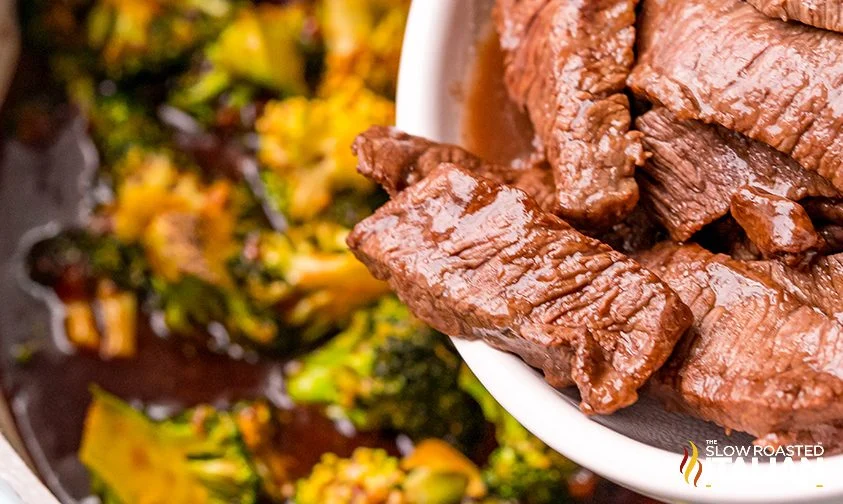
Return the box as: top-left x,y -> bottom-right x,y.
679,441 -> 703,487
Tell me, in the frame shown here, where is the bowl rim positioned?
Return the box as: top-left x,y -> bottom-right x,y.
395,1 -> 843,503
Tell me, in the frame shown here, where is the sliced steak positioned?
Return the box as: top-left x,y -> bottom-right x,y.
352,126 -> 557,213
629,0 -> 843,191
639,243 -> 843,447
636,108 -> 840,241
747,0 -> 843,33
753,253 -> 843,324
730,186 -> 824,266
348,163 -> 692,414
494,0 -> 645,227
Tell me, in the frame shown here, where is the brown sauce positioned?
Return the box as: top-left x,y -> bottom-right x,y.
4,317 -> 397,501
461,31 -> 535,166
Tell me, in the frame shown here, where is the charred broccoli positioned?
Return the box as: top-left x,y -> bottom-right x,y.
105,147 -> 280,346
255,81 -> 394,222
295,440 -> 487,504
318,0 -> 410,96
80,388 -> 260,504
285,298 -> 485,451
169,2 -> 319,127
83,0 -> 234,80
232,223 -> 389,345
459,369 -> 578,504
69,82 -> 166,165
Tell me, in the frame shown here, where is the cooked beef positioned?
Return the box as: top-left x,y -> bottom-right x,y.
594,206 -> 666,255
348,163 -> 692,414
639,243 -> 843,447
636,108 -> 840,241
730,186 -> 824,266
804,198 -> 843,225
352,126 -> 557,213
820,225 -> 843,253
494,0 -> 645,227
753,253 -> 843,324
747,0 -> 843,33
629,0 -> 843,191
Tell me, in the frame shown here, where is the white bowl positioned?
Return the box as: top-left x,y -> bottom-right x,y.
396,2 -> 843,502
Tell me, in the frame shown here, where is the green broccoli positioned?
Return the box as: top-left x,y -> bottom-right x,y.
83,0 -> 235,80
153,275 -> 280,347
295,440 -> 488,504
80,388 -> 260,504
255,82 -> 394,222
68,80 -> 167,165
285,298 -> 486,451
168,2 -> 320,127
231,224 -> 390,345
459,369 -> 578,504
318,0 -> 410,97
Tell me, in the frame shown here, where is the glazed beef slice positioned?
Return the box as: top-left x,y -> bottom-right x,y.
755,253 -> 843,324
494,0 -> 644,227
730,186 -> 824,265
348,164 -> 692,414
636,108 -> 840,241
629,0 -> 843,191
352,126 -> 556,212
747,0 -> 843,33
639,243 -> 843,447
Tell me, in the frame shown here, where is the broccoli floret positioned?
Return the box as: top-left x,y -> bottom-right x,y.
318,0 -> 410,97
459,369 -> 578,504
104,148 -> 280,347
295,440 -> 487,504
169,2 -> 319,126
154,275 -> 279,347
80,388 -> 260,504
232,223 -> 390,344
255,81 -> 394,222
233,402 -> 297,501
83,0 -> 234,80
285,298 -> 485,451
69,81 -> 167,165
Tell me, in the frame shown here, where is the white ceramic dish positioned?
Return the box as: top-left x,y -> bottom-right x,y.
395,1 -> 843,503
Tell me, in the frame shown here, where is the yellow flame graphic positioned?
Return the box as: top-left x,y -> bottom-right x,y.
683,441 -> 699,484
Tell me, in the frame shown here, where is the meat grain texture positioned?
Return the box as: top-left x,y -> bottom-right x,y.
636,108 -> 840,241
495,0 -> 645,227
353,126 -> 557,212
747,0 -> 843,33
629,0 -> 843,191
348,163 -> 692,414
640,243 -> 843,449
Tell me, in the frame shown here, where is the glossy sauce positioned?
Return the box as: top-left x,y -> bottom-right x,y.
461,32 -> 535,166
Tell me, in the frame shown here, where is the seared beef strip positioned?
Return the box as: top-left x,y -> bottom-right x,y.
352,126 -> 556,212
747,0 -> 843,33
636,108 -> 840,241
494,0 -> 645,227
629,0 -> 843,191
348,163 -> 692,414
639,243 -> 843,447
730,186 -> 824,266
753,253 -> 843,324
